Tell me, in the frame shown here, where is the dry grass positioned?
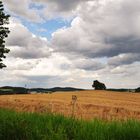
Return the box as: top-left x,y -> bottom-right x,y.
0,90 -> 140,120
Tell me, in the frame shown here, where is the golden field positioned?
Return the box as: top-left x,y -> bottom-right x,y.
0,90 -> 140,120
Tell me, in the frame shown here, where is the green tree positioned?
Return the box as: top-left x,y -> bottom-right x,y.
92,80 -> 106,90
0,0 -> 10,68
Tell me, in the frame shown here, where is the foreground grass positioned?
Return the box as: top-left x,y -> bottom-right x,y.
0,109 -> 140,140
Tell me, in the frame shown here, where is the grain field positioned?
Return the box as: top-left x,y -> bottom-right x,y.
0,90 -> 140,120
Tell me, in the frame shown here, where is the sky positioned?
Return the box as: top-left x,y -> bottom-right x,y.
1,0 -> 140,89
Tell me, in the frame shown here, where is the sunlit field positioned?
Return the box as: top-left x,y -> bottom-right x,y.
0,90 -> 140,120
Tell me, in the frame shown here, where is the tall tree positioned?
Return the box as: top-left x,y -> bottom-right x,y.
92,80 -> 106,90
0,0 -> 10,68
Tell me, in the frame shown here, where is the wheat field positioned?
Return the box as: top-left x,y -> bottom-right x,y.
0,90 -> 140,120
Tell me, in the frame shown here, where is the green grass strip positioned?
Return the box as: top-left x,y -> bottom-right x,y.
0,108 -> 140,140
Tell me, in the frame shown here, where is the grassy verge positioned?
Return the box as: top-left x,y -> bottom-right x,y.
0,108 -> 140,140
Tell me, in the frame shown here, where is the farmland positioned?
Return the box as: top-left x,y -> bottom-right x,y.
0,90 -> 140,120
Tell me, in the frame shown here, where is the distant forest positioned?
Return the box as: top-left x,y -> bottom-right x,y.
0,86 -> 83,95
0,86 -> 140,95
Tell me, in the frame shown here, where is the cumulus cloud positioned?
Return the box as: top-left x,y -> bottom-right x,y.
3,0 -> 92,21
3,0 -> 42,22
32,0 -> 91,18
7,46 -> 51,59
6,19 -> 32,46
1,0 -> 140,88
6,19 -> 51,59
108,53 -> 140,66
72,58 -> 105,71
4,58 -> 40,72
51,0 -> 140,60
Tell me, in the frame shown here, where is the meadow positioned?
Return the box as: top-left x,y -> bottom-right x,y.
0,90 -> 140,120
0,108 -> 140,140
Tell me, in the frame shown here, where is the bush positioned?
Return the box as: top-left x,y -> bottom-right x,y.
136,87 -> 140,93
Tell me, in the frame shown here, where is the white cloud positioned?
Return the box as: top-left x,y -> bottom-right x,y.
108,53 -> 140,66
72,58 -> 105,71
3,0 -> 42,22
6,18 -> 51,59
32,0 -> 91,19
51,0 -> 140,58
1,0 -> 140,88
3,0 -> 92,21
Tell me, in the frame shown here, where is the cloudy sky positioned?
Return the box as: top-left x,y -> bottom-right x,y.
1,0 -> 140,89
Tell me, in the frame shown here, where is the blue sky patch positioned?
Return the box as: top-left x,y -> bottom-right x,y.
29,2 -> 44,10
22,18 -> 72,40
